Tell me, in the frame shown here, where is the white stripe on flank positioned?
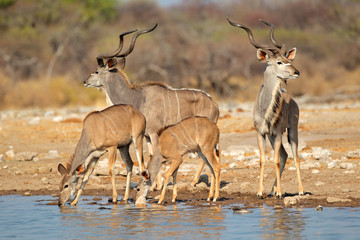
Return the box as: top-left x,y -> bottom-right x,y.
102,114 -> 118,138
175,91 -> 181,122
178,120 -> 195,146
170,129 -> 188,149
192,91 -> 197,115
163,91 -> 167,124
167,91 -> 172,123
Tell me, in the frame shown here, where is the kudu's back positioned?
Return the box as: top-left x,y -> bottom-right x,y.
158,116 -> 219,158
84,105 -> 146,149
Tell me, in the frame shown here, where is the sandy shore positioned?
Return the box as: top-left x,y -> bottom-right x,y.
1,96 -> 359,208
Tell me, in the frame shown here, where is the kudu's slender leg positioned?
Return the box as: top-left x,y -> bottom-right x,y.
273,135 -> 283,198
158,158 -> 182,204
257,133 -> 267,198
71,158 -> 99,206
149,135 -> 163,191
119,145 -> 133,202
133,134 -> 144,172
268,135 -> 288,196
199,150 -> 220,202
108,146 -> 118,203
288,127 -> 304,195
209,151 -> 221,202
191,161 -> 205,187
172,169 -> 179,202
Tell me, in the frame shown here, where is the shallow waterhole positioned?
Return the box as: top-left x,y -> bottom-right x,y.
0,195 -> 359,239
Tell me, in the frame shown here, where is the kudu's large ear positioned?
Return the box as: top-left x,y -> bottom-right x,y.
141,169 -> 150,181
58,163 -> 69,176
286,47 -> 297,61
106,58 -> 118,70
97,58 -> 105,67
76,164 -> 84,175
256,49 -> 269,62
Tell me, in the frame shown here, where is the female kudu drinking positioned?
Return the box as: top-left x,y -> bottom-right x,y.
136,117 -> 221,205
57,104 -> 145,206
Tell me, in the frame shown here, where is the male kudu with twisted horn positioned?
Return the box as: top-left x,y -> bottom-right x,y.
84,24 -> 219,189
228,18 -> 304,198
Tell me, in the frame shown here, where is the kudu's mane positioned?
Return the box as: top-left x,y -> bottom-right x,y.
115,69 -> 170,90
115,69 -> 213,101
116,69 -> 140,90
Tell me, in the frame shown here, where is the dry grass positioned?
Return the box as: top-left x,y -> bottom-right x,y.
0,76 -> 104,109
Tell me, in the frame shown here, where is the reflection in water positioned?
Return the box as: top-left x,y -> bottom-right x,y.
59,201 -> 226,239
260,207 -> 305,240
1,195 -> 360,239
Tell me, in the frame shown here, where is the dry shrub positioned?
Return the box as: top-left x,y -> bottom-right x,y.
1,77 -> 102,109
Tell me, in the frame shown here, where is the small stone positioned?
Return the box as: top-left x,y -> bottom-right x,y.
53,116 -> 63,122
3,165 -> 8,170
327,162 -> 337,169
229,162 -> 238,168
347,150 -> 360,158
23,192 -> 31,196
312,147 -> 332,160
315,205 -> 323,211
47,150 -> 60,159
41,177 -> 50,185
15,171 -> 22,176
5,150 -> 15,159
28,117 -> 40,125
232,206 -> 253,214
312,169 -> 320,174
44,110 -> 55,117
288,167 -> 296,171
340,163 -> 354,170
14,152 -> 38,161
0,154 -> 5,162
284,196 -> 299,205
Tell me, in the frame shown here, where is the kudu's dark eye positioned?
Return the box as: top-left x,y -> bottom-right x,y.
277,61 -> 282,65
95,71 -> 99,74
64,184 -> 69,189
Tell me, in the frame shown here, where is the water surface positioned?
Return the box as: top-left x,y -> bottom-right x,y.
0,195 -> 359,239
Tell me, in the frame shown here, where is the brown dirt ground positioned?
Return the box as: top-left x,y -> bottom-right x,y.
0,100 -> 360,209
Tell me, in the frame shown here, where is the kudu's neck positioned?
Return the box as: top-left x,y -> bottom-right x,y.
69,131 -> 92,174
147,150 -> 163,184
263,66 -> 282,95
257,65 -> 284,134
104,72 -> 143,108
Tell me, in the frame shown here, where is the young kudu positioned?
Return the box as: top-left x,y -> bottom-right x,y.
57,105 -> 146,206
228,18 -> 304,198
84,24 -> 219,188
135,117 -> 221,205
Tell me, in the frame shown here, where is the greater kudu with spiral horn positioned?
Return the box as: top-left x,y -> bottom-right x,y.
84,24 -> 219,188
228,18 -> 304,198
